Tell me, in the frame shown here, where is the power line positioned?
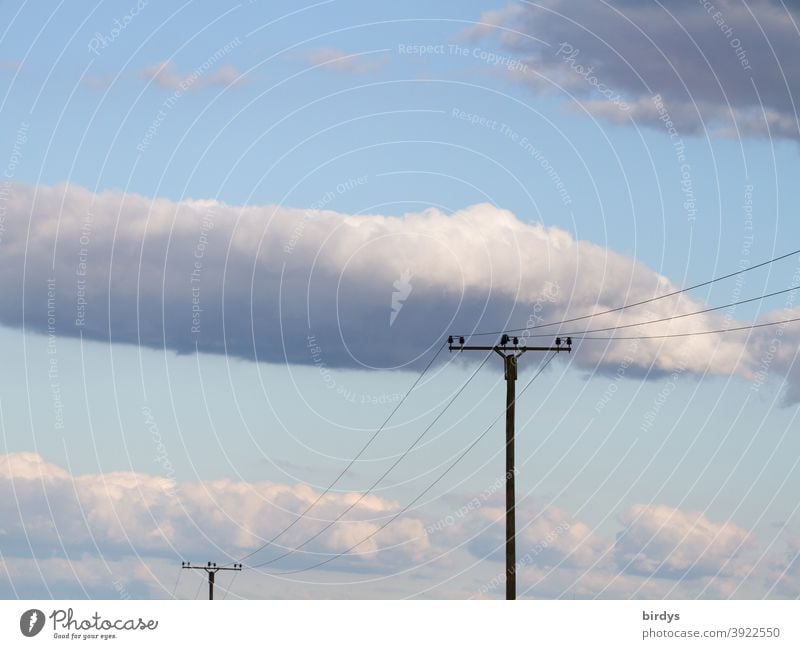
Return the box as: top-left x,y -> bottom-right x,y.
455,247 -> 800,338
170,568 -> 182,599
246,349 -> 494,569
511,285 -> 800,339
216,249 -> 800,583
251,351 -> 560,574
222,570 -> 239,600
231,341 -> 447,567
193,573 -> 205,600
579,314 -> 800,341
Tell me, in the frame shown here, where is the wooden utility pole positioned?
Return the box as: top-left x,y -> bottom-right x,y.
448,334 -> 571,600
181,561 -> 242,600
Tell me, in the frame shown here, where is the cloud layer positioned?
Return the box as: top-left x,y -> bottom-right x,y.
0,452 -> 427,568
467,0 -> 800,139
1,181 -> 798,399
2,452 -> 796,598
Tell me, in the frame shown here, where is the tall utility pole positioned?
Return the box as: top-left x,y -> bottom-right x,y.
181,561 -> 242,600
448,334 -> 571,600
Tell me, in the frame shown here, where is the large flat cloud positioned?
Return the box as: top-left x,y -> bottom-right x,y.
466,0 -> 800,139
1,182 -> 799,400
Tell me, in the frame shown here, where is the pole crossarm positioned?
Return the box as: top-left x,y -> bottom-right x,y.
181,561 -> 242,600
449,345 -> 567,352
447,334 -> 572,355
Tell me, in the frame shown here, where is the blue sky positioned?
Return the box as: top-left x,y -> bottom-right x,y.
1,0 -> 800,599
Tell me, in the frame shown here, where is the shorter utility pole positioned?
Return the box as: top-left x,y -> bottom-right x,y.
448,334 -> 571,600
181,561 -> 242,600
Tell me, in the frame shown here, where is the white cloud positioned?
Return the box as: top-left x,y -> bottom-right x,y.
430,494 -> 782,598
0,452 -> 429,569
615,504 -> 755,579
300,47 -> 388,75
140,60 -> 245,91
465,499 -> 609,570
0,60 -> 23,72
2,454 -> 794,598
2,181 -> 798,400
